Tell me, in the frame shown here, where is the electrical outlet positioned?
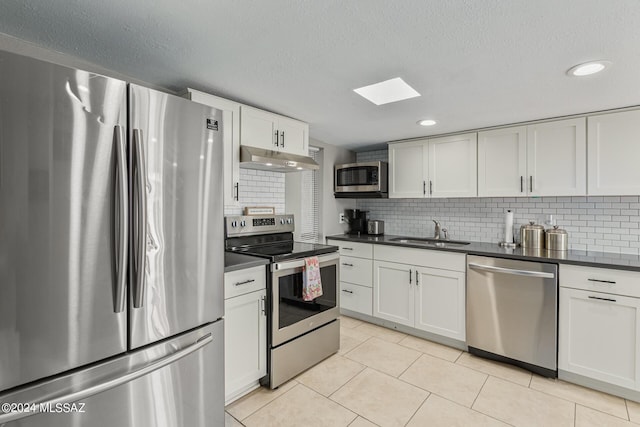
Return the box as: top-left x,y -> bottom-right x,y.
339,213 -> 345,224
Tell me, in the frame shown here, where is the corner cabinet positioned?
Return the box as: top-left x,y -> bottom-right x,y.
478,118 -> 586,197
559,264 -> 640,392
373,245 -> 466,341
224,266 -> 267,404
240,105 -> 309,156
187,89 -> 240,208
388,133 -> 477,199
587,110 -> 640,196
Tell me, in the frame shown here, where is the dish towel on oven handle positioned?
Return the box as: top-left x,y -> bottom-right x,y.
302,256 -> 323,301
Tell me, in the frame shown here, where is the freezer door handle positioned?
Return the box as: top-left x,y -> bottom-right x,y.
113,125 -> 128,313
0,333 -> 213,424
468,262 -> 556,279
133,129 -> 147,308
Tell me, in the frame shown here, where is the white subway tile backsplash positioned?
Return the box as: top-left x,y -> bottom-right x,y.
356,149 -> 640,253
224,168 -> 285,216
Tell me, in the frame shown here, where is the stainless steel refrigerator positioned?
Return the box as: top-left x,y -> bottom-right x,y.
0,50 -> 224,426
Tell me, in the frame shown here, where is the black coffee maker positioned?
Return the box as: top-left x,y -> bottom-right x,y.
345,209 -> 368,235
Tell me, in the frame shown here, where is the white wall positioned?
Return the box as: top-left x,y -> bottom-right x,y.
285,138 -> 355,241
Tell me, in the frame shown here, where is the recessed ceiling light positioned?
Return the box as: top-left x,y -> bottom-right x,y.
567,60 -> 611,77
417,119 -> 437,126
353,77 -> 420,105
265,163 -> 272,166
296,167 -> 303,170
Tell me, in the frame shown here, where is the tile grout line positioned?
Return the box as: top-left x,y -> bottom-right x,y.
401,390 -> 431,427
470,373 -> 489,410
233,380 -> 299,422
574,403 -> 577,427
292,383 -> 360,427
431,391 -> 517,427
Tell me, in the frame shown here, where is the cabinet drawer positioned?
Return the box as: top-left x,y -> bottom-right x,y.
328,240 -> 373,259
340,256 -> 373,287
340,282 -> 372,316
225,265 -> 267,299
374,245 -> 465,272
560,264 -> 640,298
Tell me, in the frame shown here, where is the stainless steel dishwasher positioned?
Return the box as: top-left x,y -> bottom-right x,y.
467,255 -> 558,377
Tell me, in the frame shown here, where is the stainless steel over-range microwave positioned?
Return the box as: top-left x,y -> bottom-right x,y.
334,161 -> 388,198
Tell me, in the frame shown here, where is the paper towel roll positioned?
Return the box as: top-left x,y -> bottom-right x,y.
504,210 -> 514,244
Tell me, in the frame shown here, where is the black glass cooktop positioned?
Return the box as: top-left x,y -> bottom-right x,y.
229,241 -> 338,262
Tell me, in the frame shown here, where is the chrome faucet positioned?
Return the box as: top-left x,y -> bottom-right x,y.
433,220 -> 442,239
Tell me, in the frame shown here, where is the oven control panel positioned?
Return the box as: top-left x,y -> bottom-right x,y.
225,214 -> 294,237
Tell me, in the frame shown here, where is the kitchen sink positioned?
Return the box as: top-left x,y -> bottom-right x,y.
389,237 -> 471,247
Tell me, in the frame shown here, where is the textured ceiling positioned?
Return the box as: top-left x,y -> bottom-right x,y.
0,0 -> 639,150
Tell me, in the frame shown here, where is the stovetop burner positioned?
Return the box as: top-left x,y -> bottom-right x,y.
224,214 -> 338,262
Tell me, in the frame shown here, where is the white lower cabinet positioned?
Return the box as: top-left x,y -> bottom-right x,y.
559,287 -> 640,390
373,247 -> 466,341
339,282 -> 373,316
373,260 -> 414,327
328,239 -> 374,317
559,264 -> 640,393
224,266 -> 267,404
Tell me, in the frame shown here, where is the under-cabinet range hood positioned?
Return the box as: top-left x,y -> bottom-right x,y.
240,145 -> 319,172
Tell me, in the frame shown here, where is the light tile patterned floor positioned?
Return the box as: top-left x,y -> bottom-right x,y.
226,316 -> 640,427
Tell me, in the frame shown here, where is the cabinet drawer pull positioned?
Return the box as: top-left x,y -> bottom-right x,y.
234,279 -> 256,287
588,295 -> 617,302
341,289 -> 354,294
341,263 -> 354,267
587,278 -> 616,284
342,247 -> 354,251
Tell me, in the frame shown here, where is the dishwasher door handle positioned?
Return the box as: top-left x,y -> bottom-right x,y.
468,263 -> 556,279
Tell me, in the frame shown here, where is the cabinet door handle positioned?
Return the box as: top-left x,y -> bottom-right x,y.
274,130 -> 279,147
529,176 -> 533,193
588,295 -> 617,303
588,278 -> 617,284
261,295 -> 266,315
341,263 -> 354,267
520,176 -> 524,193
234,279 -> 255,287
409,269 -> 412,284
341,289 -> 354,294
430,180 -> 433,195
234,182 -> 239,201
416,270 -> 419,286
281,131 -> 285,148
342,247 -> 353,251
423,181 -> 426,195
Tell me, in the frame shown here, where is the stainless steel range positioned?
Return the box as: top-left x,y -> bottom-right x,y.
225,214 -> 340,388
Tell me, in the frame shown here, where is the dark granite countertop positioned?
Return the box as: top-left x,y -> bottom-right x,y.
224,252 -> 269,273
326,234 -> 640,272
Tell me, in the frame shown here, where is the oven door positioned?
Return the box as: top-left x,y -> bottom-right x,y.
271,252 -> 339,347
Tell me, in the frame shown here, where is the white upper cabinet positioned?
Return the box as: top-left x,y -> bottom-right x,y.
388,139 -> 428,198
428,133 -> 477,198
527,117 -> 586,196
187,89 -> 240,208
388,134 -> 476,199
588,110 -> 640,196
240,105 -> 308,156
478,126 -> 528,197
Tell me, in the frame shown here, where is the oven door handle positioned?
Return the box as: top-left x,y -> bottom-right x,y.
272,252 -> 340,272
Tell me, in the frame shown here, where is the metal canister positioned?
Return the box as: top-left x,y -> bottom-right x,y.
520,221 -> 545,248
545,225 -> 568,251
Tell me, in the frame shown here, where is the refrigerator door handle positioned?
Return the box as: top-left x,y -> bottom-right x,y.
113,125 -> 128,313
0,333 -> 213,424
133,129 -> 147,308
